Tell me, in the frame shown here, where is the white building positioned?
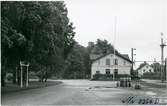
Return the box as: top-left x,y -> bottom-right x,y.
137,63 -> 154,76
91,53 -> 132,79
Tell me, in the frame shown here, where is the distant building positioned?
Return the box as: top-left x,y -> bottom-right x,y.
91,52 -> 132,79
137,63 -> 154,76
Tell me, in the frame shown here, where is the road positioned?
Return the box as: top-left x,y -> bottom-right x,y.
2,80 -> 167,105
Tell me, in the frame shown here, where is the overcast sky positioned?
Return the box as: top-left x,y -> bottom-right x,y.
65,0 -> 167,68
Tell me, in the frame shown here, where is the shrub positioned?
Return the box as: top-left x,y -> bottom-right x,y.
92,74 -> 132,81
92,73 -> 113,81
6,73 -> 13,81
142,72 -> 166,80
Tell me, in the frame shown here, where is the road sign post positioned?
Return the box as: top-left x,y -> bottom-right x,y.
20,61 -> 23,88
26,64 -> 29,87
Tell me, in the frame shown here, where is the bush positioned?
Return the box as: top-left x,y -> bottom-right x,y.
92,74 -> 131,81
92,73 -> 113,81
142,72 -> 166,80
117,74 -> 131,79
6,73 -> 13,81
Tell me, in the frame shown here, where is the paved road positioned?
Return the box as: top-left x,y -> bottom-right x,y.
2,80 -> 167,105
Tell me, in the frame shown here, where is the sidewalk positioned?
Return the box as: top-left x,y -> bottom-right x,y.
1,80 -> 62,94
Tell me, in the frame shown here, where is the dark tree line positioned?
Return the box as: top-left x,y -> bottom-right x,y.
1,1 -> 75,86
62,39 -> 118,79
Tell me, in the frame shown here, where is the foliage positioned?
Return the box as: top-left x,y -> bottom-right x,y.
92,73 -> 113,81
1,1 -> 75,84
92,73 -> 131,81
62,42 -> 88,79
90,39 -> 119,55
150,62 -> 161,73
142,72 -> 166,80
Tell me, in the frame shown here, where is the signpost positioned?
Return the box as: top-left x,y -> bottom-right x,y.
20,61 -> 29,88
20,62 -> 23,88
26,64 -> 29,87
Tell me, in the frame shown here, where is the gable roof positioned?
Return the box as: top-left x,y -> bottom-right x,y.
122,54 -> 130,60
92,52 -> 132,63
136,63 -> 152,70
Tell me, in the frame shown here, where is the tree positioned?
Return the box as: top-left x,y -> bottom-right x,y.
150,62 -> 161,73
62,42 -> 87,79
1,1 -> 75,85
90,39 -> 119,55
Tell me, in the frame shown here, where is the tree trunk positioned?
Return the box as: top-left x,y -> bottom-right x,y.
13,70 -> 16,84
1,74 -> 6,87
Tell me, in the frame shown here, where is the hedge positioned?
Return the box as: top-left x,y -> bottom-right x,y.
142,72 -> 166,80
92,73 -> 131,81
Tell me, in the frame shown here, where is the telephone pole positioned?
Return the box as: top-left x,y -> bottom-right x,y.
131,48 -> 136,79
113,16 -> 117,81
160,33 -> 166,82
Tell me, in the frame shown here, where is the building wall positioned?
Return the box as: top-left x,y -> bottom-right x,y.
91,54 -> 132,78
138,65 -> 154,76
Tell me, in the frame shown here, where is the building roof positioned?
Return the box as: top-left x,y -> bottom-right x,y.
122,54 -> 130,60
92,52 -> 132,63
136,62 -> 151,70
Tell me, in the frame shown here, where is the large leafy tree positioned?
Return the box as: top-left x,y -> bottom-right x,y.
63,42 -> 87,79
90,39 -> 119,55
1,1 -> 75,85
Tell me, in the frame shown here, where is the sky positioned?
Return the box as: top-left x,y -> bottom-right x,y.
65,0 -> 167,68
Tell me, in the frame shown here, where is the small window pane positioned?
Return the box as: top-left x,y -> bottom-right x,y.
149,69 -> 151,72
106,59 -> 110,65
114,59 -> 118,65
98,60 -> 100,65
96,71 -> 100,74
124,61 -> 126,65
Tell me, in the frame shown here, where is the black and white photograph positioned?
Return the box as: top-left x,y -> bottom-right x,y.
1,0 -> 167,105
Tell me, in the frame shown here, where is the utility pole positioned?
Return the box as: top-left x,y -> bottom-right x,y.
165,58 -> 167,84
160,33 -> 166,82
131,48 -> 136,79
113,16 -> 117,81
131,48 -> 133,73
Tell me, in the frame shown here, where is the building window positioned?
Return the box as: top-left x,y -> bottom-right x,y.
124,61 -> 126,65
96,71 -> 100,74
149,69 -> 151,72
143,69 -> 145,72
146,66 -> 148,68
98,60 -> 100,65
105,69 -> 110,74
114,69 -> 118,78
114,59 -> 118,65
106,58 -> 110,65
